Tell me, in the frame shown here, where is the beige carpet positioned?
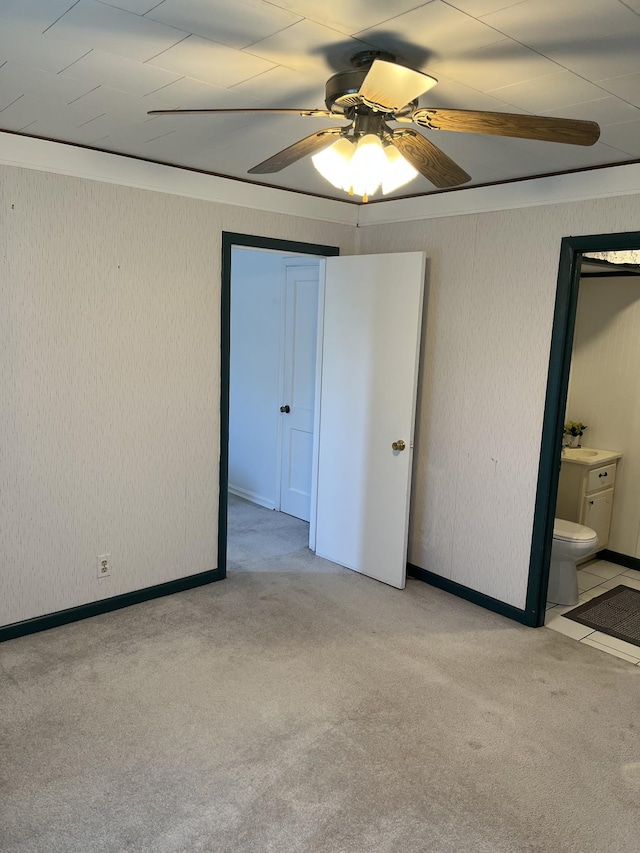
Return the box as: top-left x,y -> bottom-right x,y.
1,499 -> 639,852
226,493 -> 334,573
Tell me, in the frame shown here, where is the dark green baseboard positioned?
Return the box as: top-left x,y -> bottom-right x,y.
407,563 -> 535,626
598,549 -> 640,573
0,568 -> 224,643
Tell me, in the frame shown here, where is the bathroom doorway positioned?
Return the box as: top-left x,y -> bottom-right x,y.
527,230 -> 640,627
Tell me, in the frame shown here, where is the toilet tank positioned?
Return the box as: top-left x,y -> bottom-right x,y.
556,461 -> 582,522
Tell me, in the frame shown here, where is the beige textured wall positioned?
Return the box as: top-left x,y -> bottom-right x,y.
4,158 -> 640,626
0,165 -> 355,627
358,196 -> 640,609
567,275 -> 640,557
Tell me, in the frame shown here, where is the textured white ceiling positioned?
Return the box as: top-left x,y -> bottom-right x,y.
1,0 -> 639,202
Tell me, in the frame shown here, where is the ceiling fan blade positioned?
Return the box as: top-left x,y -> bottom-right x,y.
412,108 -> 600,146
358,60 -> 437,112
248,128 -> 344,174
147,108 -> 333,117
392,131 -> 471,188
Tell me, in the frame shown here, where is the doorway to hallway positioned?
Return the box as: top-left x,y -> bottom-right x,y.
218,233 -> 339,576
219,233 -> 426,589
228,247 -> 320,523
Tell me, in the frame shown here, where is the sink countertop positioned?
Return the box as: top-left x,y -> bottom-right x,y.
561,447 -> 623,466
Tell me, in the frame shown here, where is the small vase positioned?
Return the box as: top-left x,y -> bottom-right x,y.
566,434 -> 580,448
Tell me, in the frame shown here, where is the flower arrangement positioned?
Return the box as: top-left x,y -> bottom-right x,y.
564,421 -> 587,437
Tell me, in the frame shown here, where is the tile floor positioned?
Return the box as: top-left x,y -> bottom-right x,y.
545,559 -> 640,665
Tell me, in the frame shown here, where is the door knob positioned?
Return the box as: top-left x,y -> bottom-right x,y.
280,405 -> 290,413
392,439 -> 406,451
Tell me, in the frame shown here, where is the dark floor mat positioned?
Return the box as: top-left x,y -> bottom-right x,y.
564,584 -> 640,648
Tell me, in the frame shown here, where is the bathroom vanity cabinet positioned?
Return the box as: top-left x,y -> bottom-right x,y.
556,448 -> 622,552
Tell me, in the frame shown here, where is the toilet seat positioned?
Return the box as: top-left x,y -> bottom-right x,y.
553,518 -> 598,544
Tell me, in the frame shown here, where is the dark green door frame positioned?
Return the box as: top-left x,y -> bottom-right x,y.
218,233 -> 340,577
526,229 -> 640,627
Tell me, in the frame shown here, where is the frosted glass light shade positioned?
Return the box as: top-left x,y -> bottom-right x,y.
382,146 -> 418,194
347,134 -> 387,196
312,133 -> 419,199
311,138 -> 354,188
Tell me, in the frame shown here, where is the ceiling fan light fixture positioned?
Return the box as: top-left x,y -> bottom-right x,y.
382,145 -> 418,195
347,133 -> 388,198
311,137 -> 354,189
313,132 -> 420,200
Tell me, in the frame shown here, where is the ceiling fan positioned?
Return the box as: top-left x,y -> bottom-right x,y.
148,50 -> 601,201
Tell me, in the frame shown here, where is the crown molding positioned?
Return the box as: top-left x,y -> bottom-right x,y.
0,132 -> 359,227
357,162 -> 640,226
3,132 -> 640,229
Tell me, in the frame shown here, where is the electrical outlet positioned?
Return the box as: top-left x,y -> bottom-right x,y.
97,554 -> 111,579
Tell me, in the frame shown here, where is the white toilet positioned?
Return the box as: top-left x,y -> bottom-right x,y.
547,518 -> 599,606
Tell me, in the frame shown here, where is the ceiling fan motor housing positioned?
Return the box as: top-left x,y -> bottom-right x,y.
325,68 -> 369,113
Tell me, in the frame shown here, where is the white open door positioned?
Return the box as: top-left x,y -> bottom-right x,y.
314,252 -> 426,589
279,262 -> 319,521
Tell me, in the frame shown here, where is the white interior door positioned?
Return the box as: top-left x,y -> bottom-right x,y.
314,252 -> 426,589
279,262 -> 319,521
